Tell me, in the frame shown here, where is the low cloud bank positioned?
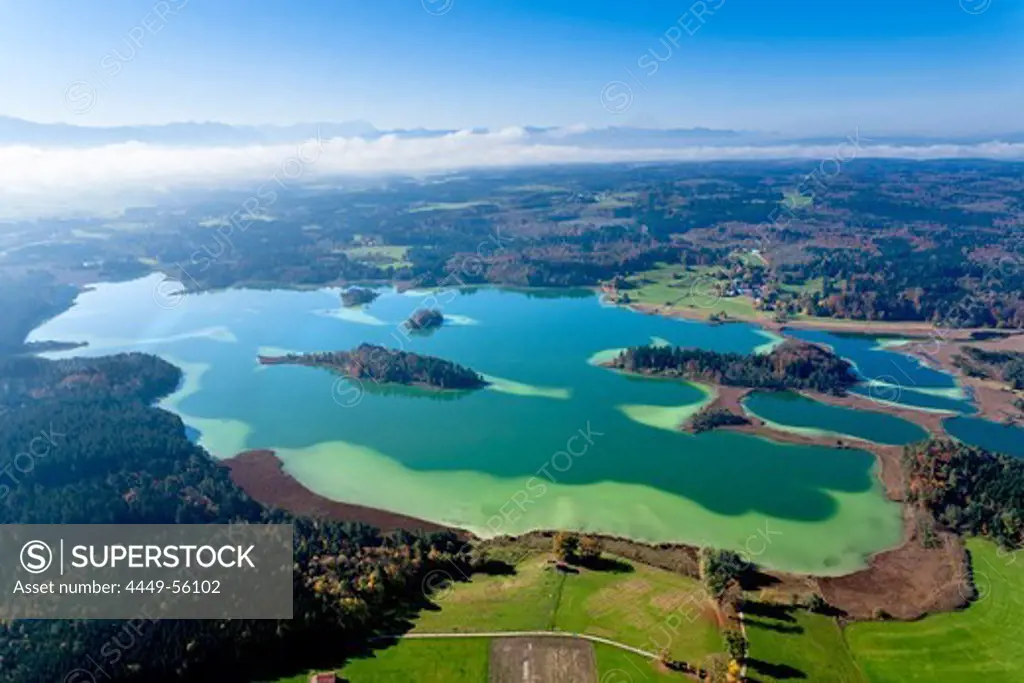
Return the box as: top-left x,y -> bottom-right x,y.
1,127 -> 1023,219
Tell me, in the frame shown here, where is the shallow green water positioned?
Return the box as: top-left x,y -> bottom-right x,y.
743,391 -> 929,446
30,275 -> 914,575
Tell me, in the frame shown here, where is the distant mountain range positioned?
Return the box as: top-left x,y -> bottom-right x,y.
2,115 -> 1023,148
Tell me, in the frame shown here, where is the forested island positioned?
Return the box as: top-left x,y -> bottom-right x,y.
405,307 -> 444,330
609,341 -> 858,395
259,343 -> 487,390
340,287 -> 379,307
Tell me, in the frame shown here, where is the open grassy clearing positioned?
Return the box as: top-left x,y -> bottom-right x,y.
412,555 -> 563,633
266,639 -> 490,683
342,639 -> 490,682
782,190 -> 814,210
623,263 -> 763,320
779,276 -> 824,295
744,603 -> 865,683
555,559 -> 721,662
341,245 -> 412,269
594,643 -> 684,682
593,192 -> 638,209
411,553 -> 722,664
846,538 -> 1024,682
408,201 -> 497,212
733,249 -> 768,267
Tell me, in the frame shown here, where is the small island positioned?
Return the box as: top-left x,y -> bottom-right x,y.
685,406 -> 751,434
259,343 -> 488,390
405,307 -> 444,330
340,287 -> 380,307
608,340 -> 858,395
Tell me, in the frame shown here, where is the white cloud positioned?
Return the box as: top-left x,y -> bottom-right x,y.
1,129 -> 1023,219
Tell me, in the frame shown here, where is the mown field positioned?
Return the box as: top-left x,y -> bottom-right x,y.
846,538 -> 1024,682
745,538 -> 1024,682
744,602 -> 865,682
270,552 -> 724,682
623,264 -> 762,320
341,245 -> 412,269
342,639 -> 490,682
413,554 -> 721,663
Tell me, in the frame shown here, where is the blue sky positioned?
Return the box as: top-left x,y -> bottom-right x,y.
1,0 -> 1021,133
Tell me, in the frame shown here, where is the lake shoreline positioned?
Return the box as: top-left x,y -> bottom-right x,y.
618,295 -> 1024,426
225,446 -> 966,621
223,449 -> 462,535
888,333 -> 1024,427
619,298 -> 1001,339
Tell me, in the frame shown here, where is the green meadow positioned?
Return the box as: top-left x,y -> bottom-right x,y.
847,539 -> 1024,682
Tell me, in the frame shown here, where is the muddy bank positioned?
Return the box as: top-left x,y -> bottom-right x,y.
224,449 -> 459,534
818,509 -> 970,621
892,333 -> 1024,426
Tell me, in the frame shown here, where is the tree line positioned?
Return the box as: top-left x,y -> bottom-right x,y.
0,352 -> 476,682
905,440 -> 1024,550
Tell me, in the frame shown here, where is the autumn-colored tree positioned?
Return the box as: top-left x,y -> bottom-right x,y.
553,532 -> 580,562
579,536 -> 601,563
702,653 -> 731,683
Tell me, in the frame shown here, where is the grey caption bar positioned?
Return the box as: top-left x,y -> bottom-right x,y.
0,524 -> 293,619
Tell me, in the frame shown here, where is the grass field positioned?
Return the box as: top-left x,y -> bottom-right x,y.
413,554 -> 721,662
408,201 -> 496,212
342,639 -> 490,682
555,560 -> 721,662
341,245 -> 412,269
623,263 -> 762,320
782,190 -> 813,210
413,556 -> 563,633
846,538 -> 1024,682
744,602 -> 865,683
269,553 -> 723,682
780,276 -> 824,295
594,643 -> 685,682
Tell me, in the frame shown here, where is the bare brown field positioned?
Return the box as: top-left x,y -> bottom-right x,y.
489,637 -> 596,683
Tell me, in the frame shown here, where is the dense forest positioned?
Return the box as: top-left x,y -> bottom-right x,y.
0,353 -> 477,682
610,341 -> 858,394
260,343 -> 487,390
905,440 -> 1024,550
3,162 -> 1022,328
0,272 -> 80,353
777,242 -> 1024,328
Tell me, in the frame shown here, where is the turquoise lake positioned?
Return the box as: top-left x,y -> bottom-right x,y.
28,274 -> 1005,575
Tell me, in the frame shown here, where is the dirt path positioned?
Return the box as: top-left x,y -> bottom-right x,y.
399,631 -> 659,660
